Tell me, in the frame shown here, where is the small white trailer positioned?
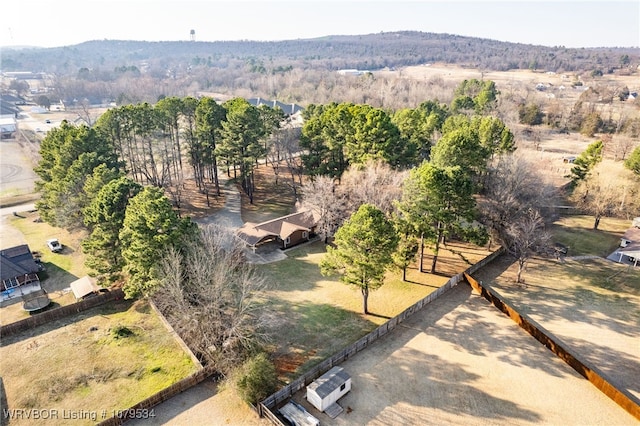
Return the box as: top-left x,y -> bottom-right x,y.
278,401 -> 319,426
306,366 -> 351,413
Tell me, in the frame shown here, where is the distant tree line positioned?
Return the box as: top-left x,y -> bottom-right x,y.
4,32 -> 637,75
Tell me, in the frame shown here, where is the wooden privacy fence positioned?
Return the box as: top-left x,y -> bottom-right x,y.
464,272 -> 640,421
0,288 -> 125,339
96,366 -> 217,426
257,248 -> 505,420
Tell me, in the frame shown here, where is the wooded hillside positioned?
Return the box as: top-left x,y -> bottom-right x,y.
3,31 -> 638,74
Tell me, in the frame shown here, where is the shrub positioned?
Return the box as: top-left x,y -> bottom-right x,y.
234,353 -> 278,405
111,325 -> 134,339
518,103 -> 543,125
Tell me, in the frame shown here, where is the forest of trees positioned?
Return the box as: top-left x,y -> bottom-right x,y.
31,67 -> 640,373
4,32 -> 637,75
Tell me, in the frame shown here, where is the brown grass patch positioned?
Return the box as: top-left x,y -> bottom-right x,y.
241,163 -> 299,224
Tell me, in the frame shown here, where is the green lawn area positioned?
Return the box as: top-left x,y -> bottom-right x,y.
9,211 -> 90,280
550,215 -> 631,257
260,240 -> 488,380
0,299 -> 199,426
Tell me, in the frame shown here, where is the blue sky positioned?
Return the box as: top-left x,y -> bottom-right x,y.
2,1 -> 639,48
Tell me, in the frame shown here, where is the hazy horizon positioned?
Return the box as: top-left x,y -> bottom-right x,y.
2,1 -> 639,50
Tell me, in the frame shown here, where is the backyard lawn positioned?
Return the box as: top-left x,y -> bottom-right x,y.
0,299 -> 199,426
550,215 -> 632,257
261,239 -> 494,380
1,211 -> 92,324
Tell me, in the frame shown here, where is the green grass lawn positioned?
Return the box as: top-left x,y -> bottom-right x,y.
550,215 -> 631,257
0,299 -> 199,426
9,211 -> 89,279
260,240 -> 485,380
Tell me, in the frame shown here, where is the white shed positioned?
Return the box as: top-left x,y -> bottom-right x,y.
306,366 -> 351,413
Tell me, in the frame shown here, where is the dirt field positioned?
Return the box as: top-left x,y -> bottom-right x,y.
473,254 -> 640,403
288,283 -> 637,425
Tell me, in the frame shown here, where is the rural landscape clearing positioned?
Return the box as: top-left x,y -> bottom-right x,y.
1,10 -> 639,425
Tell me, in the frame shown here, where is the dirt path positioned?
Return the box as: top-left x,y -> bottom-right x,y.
127,380 -> 269,426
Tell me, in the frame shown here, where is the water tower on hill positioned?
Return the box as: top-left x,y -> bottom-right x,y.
190,29 -> 196,42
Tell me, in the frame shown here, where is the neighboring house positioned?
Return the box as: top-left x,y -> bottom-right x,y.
1,245 -> 40,293
237,210 -> 317,252
1,93 -> 27,106
246,97 -> 304,116
615,227 -> 640,267
0,99 -> 20,118
0,117 -> 17,138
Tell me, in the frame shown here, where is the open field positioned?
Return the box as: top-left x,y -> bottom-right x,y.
287,283 -> 637,425
394,63 -> 640,114
0,299 -> 199,426
473,253 -> 640,402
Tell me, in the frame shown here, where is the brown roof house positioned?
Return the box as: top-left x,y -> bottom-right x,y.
1,244 -> 41,301
237,210 -> 318,252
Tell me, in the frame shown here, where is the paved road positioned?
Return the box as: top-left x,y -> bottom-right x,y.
0,202 -> 36,217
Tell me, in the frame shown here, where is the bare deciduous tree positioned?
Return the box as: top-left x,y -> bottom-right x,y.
300,161 -> 406,243
152,225 -> 270,373
571,162 -> 640,230
504,209 -> 552,284
480,154 -> 555,249
299,175 -> 348,242
340,160 -> 407,215
610,135 -> 637,161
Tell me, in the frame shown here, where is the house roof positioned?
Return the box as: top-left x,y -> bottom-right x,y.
0,245 -> 39,281
0,99 -> 20,116
237,210 -> 317,247
307,366 -> 350,399
70,276 -> 99,299
618,227 -> 640,259
621,227 -> 640,242
246,97 -> 304,115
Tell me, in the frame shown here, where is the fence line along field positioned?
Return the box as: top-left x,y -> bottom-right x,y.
286,283 -> 637,425
0,299 -> 199,426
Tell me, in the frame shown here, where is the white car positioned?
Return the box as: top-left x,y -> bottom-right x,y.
46,238 -> 63,253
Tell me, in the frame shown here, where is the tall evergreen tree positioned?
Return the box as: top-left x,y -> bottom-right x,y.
320,204 -> 399,314
35,122 -> 119,228
195,97 -> 227,195
396,162 -> 487,273
119,187 -> 195,298
82,177 -> 142,280
568,140 -> 604,186
219,98 -> 269,203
